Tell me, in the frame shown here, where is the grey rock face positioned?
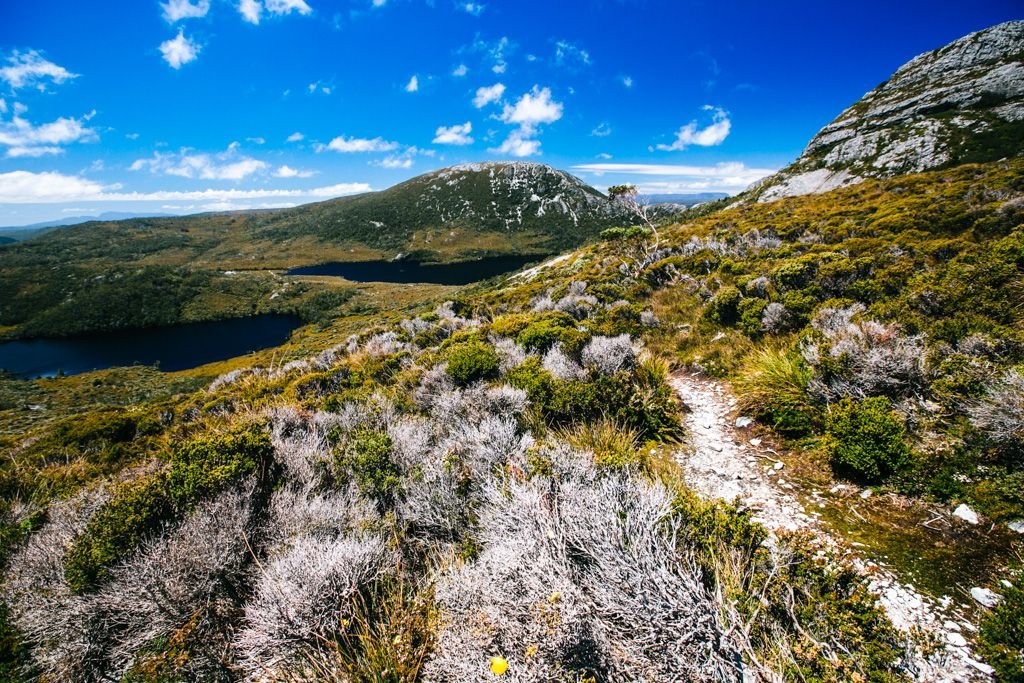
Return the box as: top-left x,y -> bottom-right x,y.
753,21 -> 1024,201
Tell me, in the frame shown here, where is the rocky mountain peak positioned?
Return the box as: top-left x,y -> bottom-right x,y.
751,20 -> 1024,202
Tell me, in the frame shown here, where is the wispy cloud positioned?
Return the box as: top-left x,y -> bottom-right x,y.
591,122 -> 611,137
554,40 -> 590,68
463,35 -> 514,75
655,106 -> 731,151
433,122 -> 473,145
0,50 -> 78,91
405,75 -> 419,92
0,170 -> 370,203
571,161 -> 776,194
286,131 -> 304,142
460,2 -> 485,15
238,0 -> 312,24
318,135 -> 399,153
161,0 -> 210,22
160,31 -> 201,69
452,64 -> 468,77
620,75 -> 633,88
473,82 -> 505,108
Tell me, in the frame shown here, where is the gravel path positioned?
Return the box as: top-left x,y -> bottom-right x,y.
670,373 -> 995,682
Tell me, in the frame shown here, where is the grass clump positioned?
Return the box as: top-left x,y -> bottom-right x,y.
338,426 -> 401,510
557,418 -> 646,470
823,397 -> 912,483
734,346 -> 817,434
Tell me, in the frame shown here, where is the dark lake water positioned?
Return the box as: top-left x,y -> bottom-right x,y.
286,254 -> 545,285
0,315 -> 302,379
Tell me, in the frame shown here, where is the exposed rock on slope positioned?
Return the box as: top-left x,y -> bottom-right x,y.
751,20 -> 1024,201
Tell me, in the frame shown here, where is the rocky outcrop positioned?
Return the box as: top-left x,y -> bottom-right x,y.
751,20 -> 1024,202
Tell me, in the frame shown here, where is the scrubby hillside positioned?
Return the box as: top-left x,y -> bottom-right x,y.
750,20 -> 1024,201
3,158 -> 1024,681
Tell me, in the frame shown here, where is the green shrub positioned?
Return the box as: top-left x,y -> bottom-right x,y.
340,427 -> 401,509
64,424 -> 272,592
704,286 -> 742,326
738,298 -> 768,337
824,397 -> 912,483
977,566 -> 1024,682
444,341 -> 500,385
516,313 -> 589,354
64,475 -> 172,592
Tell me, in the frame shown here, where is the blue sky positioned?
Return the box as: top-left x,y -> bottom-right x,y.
0,0 -> 1019,225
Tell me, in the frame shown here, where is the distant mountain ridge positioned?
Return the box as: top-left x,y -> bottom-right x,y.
750,20 -> 1024,201
0,212 -> 175,242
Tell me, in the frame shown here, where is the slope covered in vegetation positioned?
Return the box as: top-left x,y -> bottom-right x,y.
1,157 -> 1022,681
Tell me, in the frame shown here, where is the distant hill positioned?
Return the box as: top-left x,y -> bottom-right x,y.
0,212 -> 175,242
0,236 -> 15,245
644,192 -> 730,206
245,161 -> 632,257
750,20 -> 1024,201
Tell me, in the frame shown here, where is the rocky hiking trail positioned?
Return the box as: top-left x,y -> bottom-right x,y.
670,373 -> 999,682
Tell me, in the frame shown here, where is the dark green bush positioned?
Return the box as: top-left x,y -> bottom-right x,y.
977,568 -> 1024,682
64,424 -> 272,592
704,286 -> 742,326
516,312 -> 589,354
738,298 -> 768,337
445,341 -> 500,385
340,427 -> 401,509
824,397 -> 912,483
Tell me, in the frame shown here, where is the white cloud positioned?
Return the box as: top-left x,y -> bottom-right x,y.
160,31 -> 201,69
0,108 -> 97,156
473,82 -> 505,108
554,40 -> 590,67
274,164 -> 315,178
126,132 -> 140,140
461,2 -> 485,15
161,0 -> 210,22
374,155 -> 413,169
570,161 -> 776,194
6,146 -> 63,158
236,0 -> 310,23
433,122 -> 473,145
452,64 -> 468,77
499,85 -> 562,131
131,146 -> 268,180
265,0 -> 312,15
405,75 -> 419,93
286,131 -> 304,142
487,85 -> 563,158
307,81 -> 331,95
0,99 -> 5,113
596,153 -> 612,160
491,129 -> 540,158
621,75 -> 633,88
246,136 -> 266,144
0,170 -> 371,204
591,122 -> 611,137
0,50 -> 78,91
320,135 -> 399,153
372,0 -> 386,6
656,106 -> 731,151
239,0 -> 262,23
